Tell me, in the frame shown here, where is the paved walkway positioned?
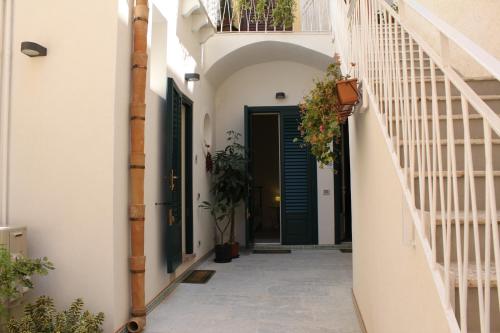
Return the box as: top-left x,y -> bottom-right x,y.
145,250 -> 361,333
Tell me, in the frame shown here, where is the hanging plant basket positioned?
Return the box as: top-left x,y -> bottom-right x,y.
335,104 -> 355,124
336,78 -> 359,106
296,56 -> 358,167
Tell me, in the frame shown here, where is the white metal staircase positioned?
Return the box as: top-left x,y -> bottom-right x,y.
332,0 -> 500,332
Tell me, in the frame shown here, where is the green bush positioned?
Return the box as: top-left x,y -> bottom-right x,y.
0,247 -> 53,318
272,0 -> 296,29
7,296 -> 104,333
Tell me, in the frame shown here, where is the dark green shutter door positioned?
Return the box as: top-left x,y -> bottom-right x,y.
164,78 -> 183,273
281,109 -> 318,245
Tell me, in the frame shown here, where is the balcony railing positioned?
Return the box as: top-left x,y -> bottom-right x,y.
207,0 -> 330,33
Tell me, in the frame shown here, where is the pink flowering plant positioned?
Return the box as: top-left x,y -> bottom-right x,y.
296,57 -> 351,167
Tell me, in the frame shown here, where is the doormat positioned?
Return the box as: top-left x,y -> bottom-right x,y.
181,270 -> 215,284
340,249 -> 352,253
252,249 -> 292,254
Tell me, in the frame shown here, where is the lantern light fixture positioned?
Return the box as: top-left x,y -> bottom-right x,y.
185,73 -> 200,82
21,41 -> 47,57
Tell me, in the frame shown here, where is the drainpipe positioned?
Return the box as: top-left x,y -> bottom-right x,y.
127,0 -> 149,332
0,0 -> 13,226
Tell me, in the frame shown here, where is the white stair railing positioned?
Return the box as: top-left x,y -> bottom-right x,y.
332,0 -> 500,332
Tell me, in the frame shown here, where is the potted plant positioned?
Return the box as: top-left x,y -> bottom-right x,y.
200,200 -> 233,263
272,0 -> 296,30
296,56 -> 358,167
206,131 -> 249,259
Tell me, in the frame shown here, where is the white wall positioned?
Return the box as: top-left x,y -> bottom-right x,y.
8,0 -> 118,331
349,104 -> 452,333
401,0 -> 500,77
215,61 -> 335,245
112,0 -> 216,330
6,0 -> 216,331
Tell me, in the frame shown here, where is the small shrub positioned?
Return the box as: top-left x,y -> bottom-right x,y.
0,247 -> 54,318
7,296 -> 104,333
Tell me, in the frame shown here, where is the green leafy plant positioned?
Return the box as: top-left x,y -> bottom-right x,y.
7,296 -> 104,333
255,0 -> 267,22
0,248 -> 54,319
200,131 -> 250,245
236,0 -> 252,11
391,2 -> 399,12
199,201 -> 230,245
296,56 -> 355,167
272,0 -> 296,29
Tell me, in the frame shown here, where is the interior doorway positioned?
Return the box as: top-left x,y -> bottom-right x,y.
161,78 -> 193,274
334,121 -> 352,243
245,106 -> 318,247
250,114 -> 281,244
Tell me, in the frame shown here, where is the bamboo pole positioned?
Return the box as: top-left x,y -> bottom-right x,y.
127,1 -> 148,332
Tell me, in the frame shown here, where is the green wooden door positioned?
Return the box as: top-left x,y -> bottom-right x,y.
164,78 -> 183,273
280,108 -> 318,245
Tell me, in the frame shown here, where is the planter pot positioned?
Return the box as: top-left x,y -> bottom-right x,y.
336,78 -> 359,106
335,105 -> 354,124
214,244 -> 232,263
230,242 -> 240,259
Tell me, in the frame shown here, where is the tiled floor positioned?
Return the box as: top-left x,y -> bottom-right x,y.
145,250 -> 361,333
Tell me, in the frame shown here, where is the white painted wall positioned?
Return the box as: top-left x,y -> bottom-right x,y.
8,1 -> 118,332
113,0 -> 216,330
349,104 -> 452,333
215,61 -> 336,245
401,0 -> 500,77
7,0 -> 216,331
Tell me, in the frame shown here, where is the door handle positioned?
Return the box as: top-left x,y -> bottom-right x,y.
169,169 -> 178,191
168,208 -> 175,226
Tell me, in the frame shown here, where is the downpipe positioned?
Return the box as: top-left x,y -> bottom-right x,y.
0,0 -> 13,226
127,0 -> 149,332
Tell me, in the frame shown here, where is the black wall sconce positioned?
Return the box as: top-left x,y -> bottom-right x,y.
275,92 -> 286,100
185,73 -> 200,82
21,41 -> 47,57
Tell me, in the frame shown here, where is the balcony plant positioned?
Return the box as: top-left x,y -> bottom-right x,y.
272,0 -> 296,30
297,56 -> 358,166
201,131 -> 250,260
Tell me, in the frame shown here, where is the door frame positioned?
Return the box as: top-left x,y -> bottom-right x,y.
244,105 -> 318,247
334,121 -> 352,244
165,78 -> 194,273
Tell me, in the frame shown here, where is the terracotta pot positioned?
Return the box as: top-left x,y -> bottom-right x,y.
214,244 -> 232,263
336,78 -> 359,106
230,242 -> 240,259
336,105 -> 354,124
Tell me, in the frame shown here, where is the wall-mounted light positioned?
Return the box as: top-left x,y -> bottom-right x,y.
21,41 -> 47,57
185,73 -> 200,82
275,92 -> 286,100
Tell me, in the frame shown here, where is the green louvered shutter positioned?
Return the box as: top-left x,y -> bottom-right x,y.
280,108 -> 318,245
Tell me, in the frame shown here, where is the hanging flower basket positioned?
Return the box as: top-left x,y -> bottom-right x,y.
335,104 -> 355,124
336,78 -> 359,106
296,55 -> 359,167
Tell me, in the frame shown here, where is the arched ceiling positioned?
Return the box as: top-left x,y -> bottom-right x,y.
204,34 -> 334,86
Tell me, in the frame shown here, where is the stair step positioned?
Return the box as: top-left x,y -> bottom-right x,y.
413,170 -> 500,178
399,139 -> 500,146
421,210 -> 500,225
391,113 -> 484,121
437,263 -> 498,288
